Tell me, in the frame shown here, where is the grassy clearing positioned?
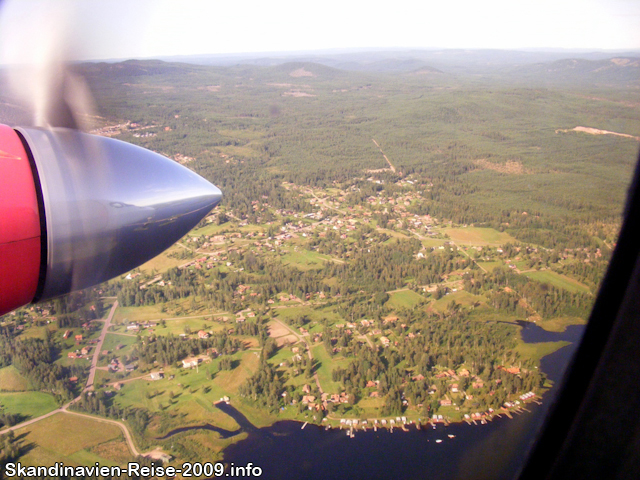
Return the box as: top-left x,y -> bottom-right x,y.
18,324 -> 57,340
514,340 -> 571,363
281,249 -> 330,271
477,260 -> 503,272
275,305 -> 342,325
217,144 -> 261,159
431,291 -> 487,312
535,316 -> 587,333
218,129 -> 265,140
386,289 -> 426,309
98,333 -> 137,367
468,310 -> 520,324
113,300 -> 223,326
444,227 -> 516,246
523,270 -> 591,293
311,345 -> 347,394
0,392 -> 58,419
157,317 -> 225,336
0,366 -> 30,391
101,333 -> 137,353
190,222 -> 230,237
16,413 -> 122,462
378,228 -> 409,239
421,237 -> 447,248
89,438 -> 136,464
114,351 -> 260,425
113,305 -> 167,324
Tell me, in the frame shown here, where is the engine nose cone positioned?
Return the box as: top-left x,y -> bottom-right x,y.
16,127 -> 222,301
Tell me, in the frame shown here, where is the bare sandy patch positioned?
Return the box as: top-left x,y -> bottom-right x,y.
268,83 -> 294,87
289,67 -> 314,77
123,83 -> 174,91
282,90 -> 316,97
556,126 -> 640,141
268,321 -> 292,338
473,159 -> 532,175
611,58 -> 640,67
275,334 -> 298,346
197,85 -> 220,92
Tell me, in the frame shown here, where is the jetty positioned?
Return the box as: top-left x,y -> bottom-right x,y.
301,422 -> 308,429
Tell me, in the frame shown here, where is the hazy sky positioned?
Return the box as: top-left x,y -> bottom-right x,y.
1,0 -> 639,64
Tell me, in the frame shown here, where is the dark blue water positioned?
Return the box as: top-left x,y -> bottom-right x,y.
216,322 -> 584,479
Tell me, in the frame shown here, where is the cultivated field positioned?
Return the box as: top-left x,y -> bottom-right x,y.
444,227 -> 516,246
386,289 -> 426,309
523,270 -> 591,293
15,413 -> 123,466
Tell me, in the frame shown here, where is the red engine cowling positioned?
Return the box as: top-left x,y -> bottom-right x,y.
0,124 -> 41,315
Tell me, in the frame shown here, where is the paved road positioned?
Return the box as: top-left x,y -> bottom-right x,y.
86,300 -> 119,391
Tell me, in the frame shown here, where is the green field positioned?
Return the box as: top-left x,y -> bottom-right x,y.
18,324 -> 57,340
311,345 -> 348,394
444,227 -> 516,246
113,350 -> 262,430
431,291 -> 487,312
98,333 -> 138,367
421,237 -> 448,248
523,270 -> 591,293
113,305 -> 166,324
281,249 -> 330,271
477,260 -> 503,272
0,365 -> 30,391
386,289 -> 426,309
16,413 -> 123,467
101,332 -> 138,352
0,391 -> 58,419
275,305 -> 342,325
156,317 -> 226,336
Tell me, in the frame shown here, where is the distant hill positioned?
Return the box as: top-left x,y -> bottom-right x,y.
508,57 -> 640,85
74,59 -> 203,78
156,48 -> 640,75
70,55 -> 639,91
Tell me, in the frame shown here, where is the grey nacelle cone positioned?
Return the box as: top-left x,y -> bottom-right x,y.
16,127 -> 222,301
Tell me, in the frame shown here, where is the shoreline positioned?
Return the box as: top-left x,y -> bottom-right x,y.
155,393 -> 543,441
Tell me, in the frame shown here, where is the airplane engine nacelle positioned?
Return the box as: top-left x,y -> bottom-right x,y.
0,124 -> 222,316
